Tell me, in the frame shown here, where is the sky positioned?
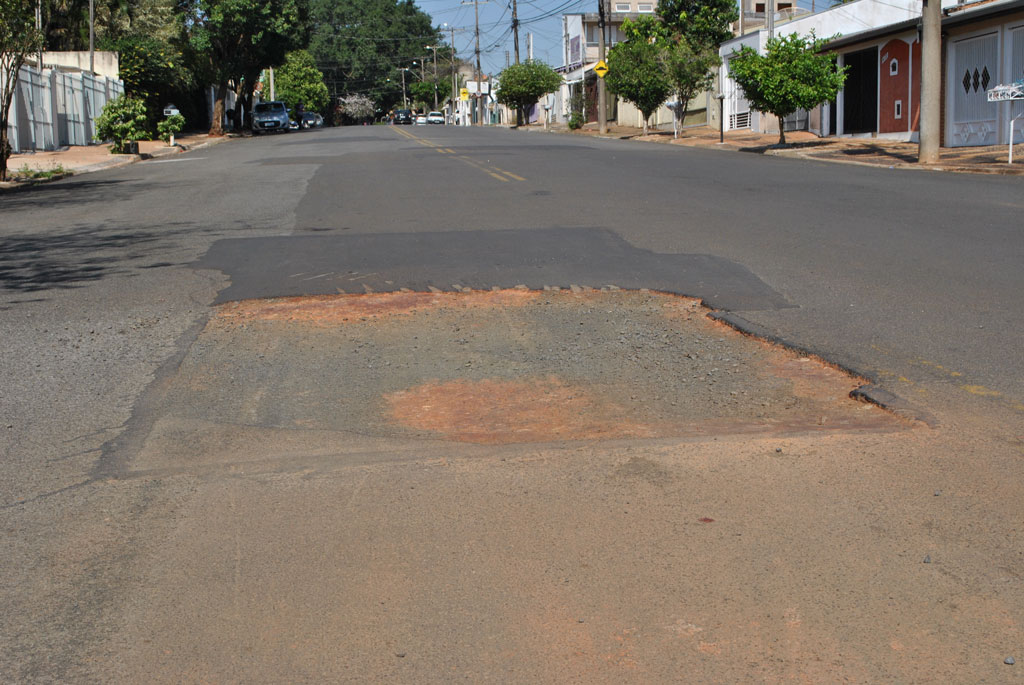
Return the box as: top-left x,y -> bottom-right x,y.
416,0 -> 594,77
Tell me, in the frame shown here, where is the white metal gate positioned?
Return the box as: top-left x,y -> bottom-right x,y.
725,57 -> 750,130
950,32 -> 999,146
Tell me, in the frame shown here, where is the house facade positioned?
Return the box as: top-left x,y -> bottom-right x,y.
720,0 -> 1024,147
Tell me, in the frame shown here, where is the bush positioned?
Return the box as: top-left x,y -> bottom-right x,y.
95,96 -> 152,153
568,113 -> 584,130
157,114 -> 186,143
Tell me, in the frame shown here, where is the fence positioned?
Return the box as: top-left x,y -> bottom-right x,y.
3,65 -> 123,153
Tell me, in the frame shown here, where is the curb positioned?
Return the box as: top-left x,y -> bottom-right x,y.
0,136 -> 230,193
707,310 -> 938,427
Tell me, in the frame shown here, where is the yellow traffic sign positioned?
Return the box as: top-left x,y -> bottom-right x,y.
460,88 -> 470,101
594,60 -> 609,78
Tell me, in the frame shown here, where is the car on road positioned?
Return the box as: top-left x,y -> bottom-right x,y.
415,114 -> 427,125
427,111 -> 445,124
393,109 -> 413,125
301,112 -> 324,129
252,101 -> 291,134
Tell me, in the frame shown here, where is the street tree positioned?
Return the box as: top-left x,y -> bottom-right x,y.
0,0 -> 43,181
663,38 -> 719,138
728,32 -> 846,145
336,93 -> 374,124
267,49 -> 328,115
657,0 -> 738,50
180,0 -> 307,135
604,39 -> 671,135
496,60 -> 562,126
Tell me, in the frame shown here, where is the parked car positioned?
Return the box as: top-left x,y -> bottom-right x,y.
393,109 -> 413,124
252,101 -> 290,133
427,111 -> 444,124
301,112 -> 324,129
415,114 -> 427,125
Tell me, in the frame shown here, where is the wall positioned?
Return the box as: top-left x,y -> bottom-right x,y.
40,51 -> 120,79
4,65 -> 124,152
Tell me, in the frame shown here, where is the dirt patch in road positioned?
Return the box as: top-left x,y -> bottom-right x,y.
126,289 -> 907,471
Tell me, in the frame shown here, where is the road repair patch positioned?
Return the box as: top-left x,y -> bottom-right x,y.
121,289 -> 907,473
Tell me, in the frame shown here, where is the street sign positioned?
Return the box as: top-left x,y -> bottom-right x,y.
985,81 -> 1024,165
594,60 -> 609,78
460,88 -> 469,101
986,82 -> 1024,102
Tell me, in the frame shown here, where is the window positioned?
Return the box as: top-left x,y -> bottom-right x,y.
615,2 -> 631,10
637,3 -> 654,12
890,58 -> 899,76
894,100 -> 903,119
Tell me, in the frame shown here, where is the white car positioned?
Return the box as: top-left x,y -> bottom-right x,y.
415,114 -> 427,125
427,111 -> 445,125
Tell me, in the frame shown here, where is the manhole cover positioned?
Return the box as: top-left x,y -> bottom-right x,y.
124,289 -> 905,472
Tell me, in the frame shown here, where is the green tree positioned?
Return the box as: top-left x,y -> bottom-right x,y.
663,38 -> 719,138
108,34 -> 191,129
180,0 -> 308,135
604,39 -> 671,135
309,0 -> 440,112
657,0 -> 738,50
267,49 -> 328,115
496,60 -> 562,126
728,32 -> 847,144
1,0 -> 43,181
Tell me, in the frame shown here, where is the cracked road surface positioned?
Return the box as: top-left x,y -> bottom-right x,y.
2,126 -> 1022,682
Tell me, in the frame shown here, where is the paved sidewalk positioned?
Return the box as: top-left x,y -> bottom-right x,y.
529,121 -> 1024,175
1,132 -> 233,190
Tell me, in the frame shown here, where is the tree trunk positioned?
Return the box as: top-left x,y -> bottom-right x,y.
209,81 -> 228,136
777,114 -> 786,145
0,125 -> 10,183
643,115 -> 648,136
232,79 -> 245,131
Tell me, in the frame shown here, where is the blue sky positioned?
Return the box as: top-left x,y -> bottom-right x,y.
417,0 -> 593,77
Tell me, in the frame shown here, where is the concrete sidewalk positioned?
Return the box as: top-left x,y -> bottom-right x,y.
1,132 -> 233,190
531,121 -> 1024,175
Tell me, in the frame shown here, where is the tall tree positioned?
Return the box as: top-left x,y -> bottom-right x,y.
604,38 -> 671,135
657,0 -> 738,50
728,32 -> 846,144
1,0 -> 44,181
179,0 -> 307,135
308,0 -> 439,112
268,49 -> 328,113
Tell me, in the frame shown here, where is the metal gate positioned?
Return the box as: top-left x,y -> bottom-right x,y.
1011,25 -> 1024,143
725,57 -> 750,130
950,32 -> 999,146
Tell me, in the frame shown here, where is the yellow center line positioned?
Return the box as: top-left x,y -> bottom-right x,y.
392,128 -> 525,182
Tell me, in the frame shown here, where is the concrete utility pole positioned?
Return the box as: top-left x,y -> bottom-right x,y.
919,0 -> 941,163
512,0 -> 520,64
426,45 -> 439,109
598,0 -> 607,134
89,0 -> 95,73
400,68 -> 409,108
450,26 -> 458,122
462,0 -> 488,125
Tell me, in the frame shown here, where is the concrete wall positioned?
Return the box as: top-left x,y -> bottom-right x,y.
39,51 -> 120,79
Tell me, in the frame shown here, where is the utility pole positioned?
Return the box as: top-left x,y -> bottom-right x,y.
89,0 -> 95,73
426,44 -> 439,109
512,0 -> 520,64
451,26 -> 458,123
919,0 -> 941,163
400,68 -> 409,108
462,0 -> 489,125
597,0 -> 607,134
527,33 -> 533,60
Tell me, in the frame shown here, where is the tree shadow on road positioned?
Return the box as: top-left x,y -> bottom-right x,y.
0,178 -> 149,211
0,222 -> 197,293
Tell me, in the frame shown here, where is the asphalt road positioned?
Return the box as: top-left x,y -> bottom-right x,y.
1,125 -> 1022,682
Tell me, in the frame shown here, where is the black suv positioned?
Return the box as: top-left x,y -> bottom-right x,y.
393,109 -> 413,125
